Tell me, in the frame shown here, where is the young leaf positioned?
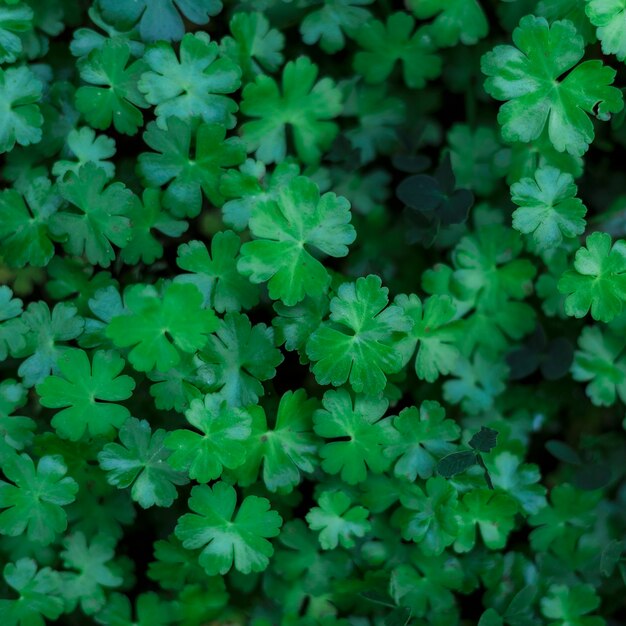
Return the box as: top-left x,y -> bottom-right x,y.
353,12 -> 441,88
137,118 -> 245,218
52,163 -> 134,268
0,66 -> 43,154
0,559 -> 64,626
240,56 -> 342,164
106,283 -> 218,372
314,389 -> 394,484
176,232 -> 259,312
586,0 -> 626,61
237,175 -> 355,305
234,390 -> 319,492
306,275 -> 412,393
408,0 -> 488,46
75,39 -> 147,135
98,417 -> 188,508
395,294 -> 462,383
197,312 -> 283,406
165,396 -> 252,482
482,15 -> 623,156
306,491 -> 371,549
511,166 -> 587,249
0,177 -> 61,268
558,232 -> 626,322
300,0 -> 373,54
221,12 -> 284,78
393,477 -> 459,555
540,584 -> 603,626
175,482 -> 282,575
0,452 -> 78,545
37,349 -> 135,441
99,0 -> 222,42
138,32 -> 240,129
15,301 -> 84,387
60,532 -> 123,615
386,401 -> 461,481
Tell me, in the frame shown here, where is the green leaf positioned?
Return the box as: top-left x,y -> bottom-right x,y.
175,481 -> 282,575
75,39 -> 147,135
306,275 -> 412,393
386,401 -> 460,481
353,12 -> 441,88
52,163 -> 134,268
572,326 -> 626,406
0,66 -> 42,154
540,584 -> 604,626
451,224 -> 537,312
98,417 -> 188,509
410,0 -> 487,46
37,349 -> 135,441
147,536 -> 206,591
221,12 -> 284,78
0,287 -> 26,361
52,127 -> 116,179
46,258 -> 118,317
165,396 -> 252,482
240,56 -> 342,164
393,477 -> 459,555
443,353 -> 508,414
313,388 -> 394,484
15,301 -> 84,387
176,232 -> 259,312
273,295 -> 328,359
106,282 -> 218,372
478,609 -> 503,626
395,293 -> 462,383
0,379 -> 33,451
511,166 -> 587,249
234,390 -> 319,492
96,592 -> 174,626
486,451 -> 547,515
306,491 -> 371,549
120,188 -> 188,266
137,118 -> 245,218
545,440 -> 583,465
482,15 -> 623,156
468,427 -> 498,453
529,484 -> 600,551
99,0 -> 222,43
238,175 -> 355,305
390,552 -> 463,619
586,0 -> 626,61
455,489 -> 518,551
437,450 -> 478,478
0,559 -> 64,626
138,32 -> 240,129
197,311 -> 283,406
342,83 -> 405,164
558,232 -> 626,322
0,3 -> 32,63
146,353 -> 208,413
300,0 -> 373,53
60,532 -> 123,615
0,452 -> 78,544
0,177 -> 60,268
600,539 -> 624,576
448,124 -> 509,197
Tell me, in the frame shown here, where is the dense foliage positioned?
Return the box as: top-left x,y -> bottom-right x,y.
1,0 -> 626,625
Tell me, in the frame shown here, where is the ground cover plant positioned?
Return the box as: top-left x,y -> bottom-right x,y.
1,0 -> 626,624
